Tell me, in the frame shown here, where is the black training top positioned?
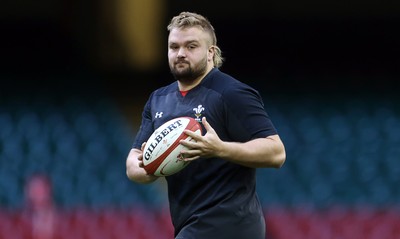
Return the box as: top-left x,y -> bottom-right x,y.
132,68 -> 277,239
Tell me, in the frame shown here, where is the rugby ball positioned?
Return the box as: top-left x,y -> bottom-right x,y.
143,117 -> 202,176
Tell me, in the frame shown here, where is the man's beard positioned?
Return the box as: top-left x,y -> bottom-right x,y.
170,59 -> 208,84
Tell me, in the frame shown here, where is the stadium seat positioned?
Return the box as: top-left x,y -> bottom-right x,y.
1,94 -> 399,239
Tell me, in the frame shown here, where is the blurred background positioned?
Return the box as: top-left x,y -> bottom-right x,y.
1,0 -> 400,238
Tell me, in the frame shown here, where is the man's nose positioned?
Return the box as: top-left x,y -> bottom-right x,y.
177,48 -> 186,57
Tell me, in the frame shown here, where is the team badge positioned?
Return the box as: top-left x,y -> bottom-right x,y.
193,105 -> 204,122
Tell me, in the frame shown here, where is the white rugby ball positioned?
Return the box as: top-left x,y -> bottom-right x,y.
143,117 -> 202,176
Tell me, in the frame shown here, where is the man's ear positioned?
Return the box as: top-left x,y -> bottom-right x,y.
208,45 -> 215,62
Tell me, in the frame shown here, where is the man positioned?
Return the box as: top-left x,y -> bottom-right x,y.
24,174 -> 57,239
126,11 -> 286,239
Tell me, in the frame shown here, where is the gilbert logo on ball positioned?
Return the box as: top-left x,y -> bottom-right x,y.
143,117 -> 202,176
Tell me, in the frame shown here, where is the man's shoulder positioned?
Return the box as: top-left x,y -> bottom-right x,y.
205,69 -> 256,97
203,69 -> 239,91
207,68 -> 237,83
151,81 -> 178,97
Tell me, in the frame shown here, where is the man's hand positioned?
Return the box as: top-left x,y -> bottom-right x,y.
137,142 -> 146,168
179,117 -> 224,161
179,117 -> 286,168
126,142 -> 158,184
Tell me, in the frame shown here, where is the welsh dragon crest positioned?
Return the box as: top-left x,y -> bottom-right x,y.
193,105 -> 204,122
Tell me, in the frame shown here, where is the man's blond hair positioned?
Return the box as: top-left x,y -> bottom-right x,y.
168,12 -> 224,68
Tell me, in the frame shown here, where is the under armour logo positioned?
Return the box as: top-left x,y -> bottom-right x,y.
155,112 -> 163,118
